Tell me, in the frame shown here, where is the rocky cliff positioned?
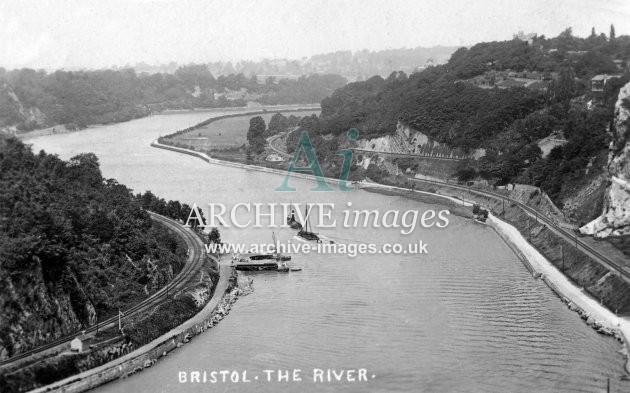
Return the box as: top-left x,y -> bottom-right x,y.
355,121 -> 485,159
581,81 -> 630,238
0,83 -> 47,134
0,269 -> 95,360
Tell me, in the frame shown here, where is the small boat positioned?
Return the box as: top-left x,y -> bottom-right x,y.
290,266 -> 302,272
286,210 -> 303,229
271,231 -> 291,261
297,205 -> 320,242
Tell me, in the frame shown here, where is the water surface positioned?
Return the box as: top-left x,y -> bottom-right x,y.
27,107 -> 629,392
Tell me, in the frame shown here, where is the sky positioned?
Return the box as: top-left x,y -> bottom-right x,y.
0,0 -> 629,70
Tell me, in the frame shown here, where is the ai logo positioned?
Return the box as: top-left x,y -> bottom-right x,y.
275,128 -> 359,192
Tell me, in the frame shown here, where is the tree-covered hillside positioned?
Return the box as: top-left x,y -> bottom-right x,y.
0,66 -> 346,132
309,28 -> 630,204
320,29 -> 629,145
0,138 -> 191,359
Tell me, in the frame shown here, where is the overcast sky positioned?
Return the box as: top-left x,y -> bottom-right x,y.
0,0 -> 629,70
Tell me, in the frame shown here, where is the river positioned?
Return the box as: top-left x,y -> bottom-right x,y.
26,106 -> 629,392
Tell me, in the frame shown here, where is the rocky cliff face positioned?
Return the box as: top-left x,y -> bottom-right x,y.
0,83 -> 47,134
0,262 -> 96,360
355,121 -> 485,159
581,81 -> 630,238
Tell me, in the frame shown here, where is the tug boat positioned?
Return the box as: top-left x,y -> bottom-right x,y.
286,209 -> 303,229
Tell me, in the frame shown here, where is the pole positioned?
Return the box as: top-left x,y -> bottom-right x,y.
528,218 -> 531,241
560,244 -> 564,274
118,309 -> 122,332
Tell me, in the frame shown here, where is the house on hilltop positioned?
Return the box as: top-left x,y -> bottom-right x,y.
513,31 -> 536,45
591,74 -> 622,95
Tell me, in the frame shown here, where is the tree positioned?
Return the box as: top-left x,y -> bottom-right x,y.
246,147 -> 253,163
208,227 -> 221,245
247,116 -> 266,153
267,112 -> 289,136
610,24 -> 616,42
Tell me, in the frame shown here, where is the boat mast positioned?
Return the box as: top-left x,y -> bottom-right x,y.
272,231 -> 277,253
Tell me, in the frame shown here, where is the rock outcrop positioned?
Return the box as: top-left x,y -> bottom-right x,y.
0,82 -> 48,134
581,81 -> 630,238
355,121 -> 485,159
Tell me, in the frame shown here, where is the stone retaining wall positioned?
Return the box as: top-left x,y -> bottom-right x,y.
29,266 -> 237,393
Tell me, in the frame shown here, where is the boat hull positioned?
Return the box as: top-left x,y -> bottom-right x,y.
233,262 -> 279,271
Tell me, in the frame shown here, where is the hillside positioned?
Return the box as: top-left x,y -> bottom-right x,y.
289,29 -> 630,217
0,67 -> 346,134
0,138 -> 193,360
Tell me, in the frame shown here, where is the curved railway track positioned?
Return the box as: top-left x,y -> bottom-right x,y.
0,212 -> 207,367
408,177 -> 630,284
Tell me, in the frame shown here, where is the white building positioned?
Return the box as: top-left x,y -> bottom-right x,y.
70,337 -> 84,352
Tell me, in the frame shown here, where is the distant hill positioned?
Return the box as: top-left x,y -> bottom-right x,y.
204,46 -> 459,81
0,68 -> 346,134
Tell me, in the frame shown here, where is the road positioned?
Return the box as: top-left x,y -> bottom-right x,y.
349,148 -> 466,161
267,130 -> 292,159
406,177 -> 630,284
0,212 -> 211,368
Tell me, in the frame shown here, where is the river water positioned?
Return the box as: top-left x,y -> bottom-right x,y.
27,107 -> 629,392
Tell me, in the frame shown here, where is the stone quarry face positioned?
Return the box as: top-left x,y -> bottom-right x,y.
581,81 -> 630,238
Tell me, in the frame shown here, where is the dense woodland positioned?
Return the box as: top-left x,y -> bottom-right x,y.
288,28 -> 630,204
0,66 -> 346,131
0,137 -> 195,359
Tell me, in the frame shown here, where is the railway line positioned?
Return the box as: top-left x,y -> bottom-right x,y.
408,177 -> 630,284
0,212 -> 208,368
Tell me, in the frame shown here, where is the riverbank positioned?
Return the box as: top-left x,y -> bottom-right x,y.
13,104 -> 321,141
151,139 -> 342,185
151,137 -> 630,373
487,215 -> 630,372
356,179 -> 630,372
359,185 -> 473,219
27,264 -> 240,393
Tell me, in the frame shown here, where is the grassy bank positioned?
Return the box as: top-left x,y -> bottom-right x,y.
167,109 -> 319,151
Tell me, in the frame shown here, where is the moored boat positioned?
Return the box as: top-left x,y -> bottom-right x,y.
297,205 -> 320,242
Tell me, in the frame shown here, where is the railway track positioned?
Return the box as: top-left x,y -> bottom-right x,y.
408,177 -> 630,284
0,212 -> 207,368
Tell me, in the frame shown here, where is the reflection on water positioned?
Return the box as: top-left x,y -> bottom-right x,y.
28,107 -> 629,393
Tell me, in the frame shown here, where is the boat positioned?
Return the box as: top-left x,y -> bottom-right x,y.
277,261 -> 290,272
274,253 -> 291,261
286,209 -> 303,229
231,232 -> 294,271
231,253 -> 279,271
271,231 -> 291,261
297,205 -> 320,242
